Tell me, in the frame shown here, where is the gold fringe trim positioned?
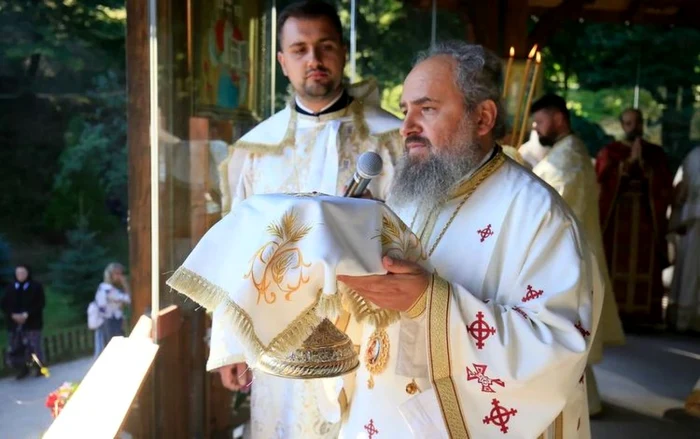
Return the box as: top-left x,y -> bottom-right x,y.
166,267 -> 229,311
166,267 -> 326,359
316,292 -> 343,322
340,285 -> 400,329
266,302 -> 321,355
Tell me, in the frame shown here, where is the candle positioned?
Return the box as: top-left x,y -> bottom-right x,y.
509,44 -> 537,146
516,51 -> 542,148
502,47 -> 515,98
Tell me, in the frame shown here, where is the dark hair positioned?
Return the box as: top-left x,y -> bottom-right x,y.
620,107 -> 643,123
277,0 -> 344,48
414,41 -> 507,139
530,93 -> 570,123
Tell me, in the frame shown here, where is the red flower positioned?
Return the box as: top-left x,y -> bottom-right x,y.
45,392 -> 58,409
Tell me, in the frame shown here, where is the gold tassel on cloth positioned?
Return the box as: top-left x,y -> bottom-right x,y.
166,267 -> 359,379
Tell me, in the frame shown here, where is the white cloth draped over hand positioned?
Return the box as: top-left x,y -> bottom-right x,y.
167,193 -> 428,369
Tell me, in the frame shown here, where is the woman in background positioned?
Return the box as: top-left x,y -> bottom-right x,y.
1,265 -> 45,378
93,262 -> 130,357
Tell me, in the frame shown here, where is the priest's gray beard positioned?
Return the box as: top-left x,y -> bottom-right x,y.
388,118 -> 483,212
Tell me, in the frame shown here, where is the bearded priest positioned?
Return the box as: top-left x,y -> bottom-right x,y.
336,42 -> 603,439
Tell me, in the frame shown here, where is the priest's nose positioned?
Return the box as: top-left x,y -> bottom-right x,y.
306,47 -> 323,68
400,111 -> 422,139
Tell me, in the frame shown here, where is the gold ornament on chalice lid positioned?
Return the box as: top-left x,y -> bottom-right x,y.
258,318 -> 359,379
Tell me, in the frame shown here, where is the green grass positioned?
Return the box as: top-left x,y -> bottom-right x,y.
0,288 -> 83,348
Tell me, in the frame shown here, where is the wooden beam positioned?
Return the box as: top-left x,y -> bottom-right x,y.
125,0 -> 153,437
504,0 -> 531,57
528,7 -> 700,28
126,0 -> 151,329
528,0 -> 589,47
44,336 -> 159,439
154,304 -> 182,341
621,0 -> 643,23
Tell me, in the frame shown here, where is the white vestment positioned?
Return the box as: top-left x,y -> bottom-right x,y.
518,129 -> 550,169
668,146 -> 700,332
208,79 -> 403,439
532,134 -> 625,363
340,150 -> 603,439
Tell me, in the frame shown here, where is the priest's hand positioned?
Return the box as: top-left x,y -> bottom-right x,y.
217,362 -> 252,393
337,256 -> 430,312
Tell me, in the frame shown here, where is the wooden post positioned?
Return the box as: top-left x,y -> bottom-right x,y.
126,0 -> 151,330
126,0 -> 153,436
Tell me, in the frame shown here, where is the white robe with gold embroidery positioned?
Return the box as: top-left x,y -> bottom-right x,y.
532,134 -> 625,363
208,79 -> 403,439
340,152 -> 603,439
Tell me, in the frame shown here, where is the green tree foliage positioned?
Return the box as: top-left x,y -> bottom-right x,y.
0,1 -> 126,238
48,213 -> 109,306
46,72 -> 128,233
543,21 -> 700,168
272,0 -> 466,112
0,235 -> 12,285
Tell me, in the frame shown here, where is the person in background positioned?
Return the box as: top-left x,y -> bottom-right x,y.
596,108 -> 673,327
210,1 -> 403,437
93,262 -> 130,357
1,264 -> 45,378
529,94 -> 625,417
667,145 -> 700,333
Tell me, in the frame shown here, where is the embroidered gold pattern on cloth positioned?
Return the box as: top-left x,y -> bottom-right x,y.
245,209 -> 313,304
342,212 -> 429,329
379,213 -> 426,261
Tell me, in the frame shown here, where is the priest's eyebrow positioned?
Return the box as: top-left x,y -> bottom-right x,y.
399,97 -> 441,110
287,37 -> 339,50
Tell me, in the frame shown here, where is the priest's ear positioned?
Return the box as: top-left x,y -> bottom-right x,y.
474,100 -> 498,137
277,51 -> 289,77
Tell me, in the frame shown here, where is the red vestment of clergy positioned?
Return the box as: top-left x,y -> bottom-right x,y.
596,140 -> 673,325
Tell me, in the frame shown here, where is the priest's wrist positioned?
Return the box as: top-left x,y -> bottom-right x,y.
401,275 -> 431,319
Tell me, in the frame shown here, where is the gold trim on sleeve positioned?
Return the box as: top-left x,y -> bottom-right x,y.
402,288 -> 427,319
427,275 -> 471,438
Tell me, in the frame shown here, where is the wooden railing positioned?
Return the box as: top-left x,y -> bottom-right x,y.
1,325 -> 94,376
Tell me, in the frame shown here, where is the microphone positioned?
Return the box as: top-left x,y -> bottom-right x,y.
343,151 -> 383,198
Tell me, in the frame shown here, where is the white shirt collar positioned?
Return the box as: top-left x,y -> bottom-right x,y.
295,89 -> 344,115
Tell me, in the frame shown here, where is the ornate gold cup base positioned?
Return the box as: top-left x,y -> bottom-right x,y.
258,318 -> 359,379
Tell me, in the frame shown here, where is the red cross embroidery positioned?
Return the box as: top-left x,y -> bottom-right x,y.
364,419 -> 378,438
477,224 -> 494,242
575,320 -> 591,338
483,399 -> 518,434
466,364 -> 505,393
511,306 -> 529,321
467,312 -> 496,349
521,285 -> 544,302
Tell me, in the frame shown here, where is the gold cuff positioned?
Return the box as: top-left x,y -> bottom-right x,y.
402,277 -> 430,319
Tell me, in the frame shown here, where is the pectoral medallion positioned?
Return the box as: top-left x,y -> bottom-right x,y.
365,328 -> 390,389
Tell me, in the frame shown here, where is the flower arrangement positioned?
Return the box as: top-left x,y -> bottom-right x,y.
45,382 -> 79,419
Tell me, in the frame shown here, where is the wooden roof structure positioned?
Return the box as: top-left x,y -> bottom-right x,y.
408,0 -> 700,56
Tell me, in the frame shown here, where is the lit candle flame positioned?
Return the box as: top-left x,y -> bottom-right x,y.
509,46 -> 514,57
536,51 -> 541,63
528,44 -> 538,59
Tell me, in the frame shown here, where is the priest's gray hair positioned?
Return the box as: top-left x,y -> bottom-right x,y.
415,41 -> 506,139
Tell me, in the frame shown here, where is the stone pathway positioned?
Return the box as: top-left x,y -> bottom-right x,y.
0,357 -> 93,439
